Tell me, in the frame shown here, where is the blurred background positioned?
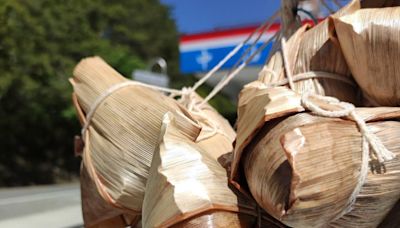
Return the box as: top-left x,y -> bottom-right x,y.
0,0 -> 346,226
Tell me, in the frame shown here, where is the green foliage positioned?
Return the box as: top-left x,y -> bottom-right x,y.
0,0 -> 180,186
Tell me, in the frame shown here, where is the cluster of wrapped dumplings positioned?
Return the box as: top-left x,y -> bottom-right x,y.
72,1 -> 400,227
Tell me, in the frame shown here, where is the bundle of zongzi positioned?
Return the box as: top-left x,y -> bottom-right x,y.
239,88 -> 400,227
232,72 -> 400,227
246,108 -> 400,227
71,57 -> 236,214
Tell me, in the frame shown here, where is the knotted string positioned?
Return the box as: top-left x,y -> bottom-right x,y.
178,88 -> 223,142
300,92 -> 395,219
301,92 -> 395,163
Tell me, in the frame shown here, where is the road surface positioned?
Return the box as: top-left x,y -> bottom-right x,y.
0,183 -> 83,228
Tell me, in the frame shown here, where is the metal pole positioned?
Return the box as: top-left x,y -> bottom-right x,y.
280,0 -> 301,38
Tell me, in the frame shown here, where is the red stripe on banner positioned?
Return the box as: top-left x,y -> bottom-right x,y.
180,19 -> 322,43
180,24 -> 280,43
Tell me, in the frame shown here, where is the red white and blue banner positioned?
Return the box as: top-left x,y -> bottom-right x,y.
179,24 -> 280,73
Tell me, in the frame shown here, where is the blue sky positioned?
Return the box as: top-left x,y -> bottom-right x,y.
160,0 -> 347,35
160,0 -> 280,34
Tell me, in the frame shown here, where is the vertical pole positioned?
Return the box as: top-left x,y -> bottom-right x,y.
280,0 -> 301,38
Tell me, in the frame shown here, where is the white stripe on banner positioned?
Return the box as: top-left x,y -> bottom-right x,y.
180,32 -> 275,52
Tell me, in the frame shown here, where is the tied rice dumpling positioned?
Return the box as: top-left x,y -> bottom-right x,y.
241,88 -> 400,227
258,0 -> 360,105
71,57 -> 235,213
233,62 -> 400,226
142,113 -> 284,228
332,7 -> 400,106
71,57 -> 193,212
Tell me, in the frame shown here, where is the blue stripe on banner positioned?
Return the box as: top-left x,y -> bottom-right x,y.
179,42 -> 273,74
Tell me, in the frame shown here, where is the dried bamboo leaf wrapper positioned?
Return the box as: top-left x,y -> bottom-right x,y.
244,113 -> 355,226
183,93 -> 236,161
171,211 -> 255,228
143,113 -> 284,228
170,210 -> 286,228
80,162 -> 140,228
71,57 -> 198,212
142,113 -> 238,228
258,25 -> 307,85
233,0 -> 361,217
378,199 -> 400,228
171,210 -> 286,228
231,84 -> 304,179
351,107 -> 400,122
290,0 -> 360,103
333,7 -> 400,106
328,122 -> 400,227
188,93 -> 235,141
258,0 -> 360,103
244,109 -> 400,227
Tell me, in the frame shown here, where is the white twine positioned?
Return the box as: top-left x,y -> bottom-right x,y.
191,11 -> 280,93
176,89 -> 221,141
201,32 -> 279,106
335,137 -> 369,219
301,92 -> 396,219
219,12 -> 280,82
301,92 -> 395,163
196,11 -> 281,106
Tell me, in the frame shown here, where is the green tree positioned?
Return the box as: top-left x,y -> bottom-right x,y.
0,0 -> 180,186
